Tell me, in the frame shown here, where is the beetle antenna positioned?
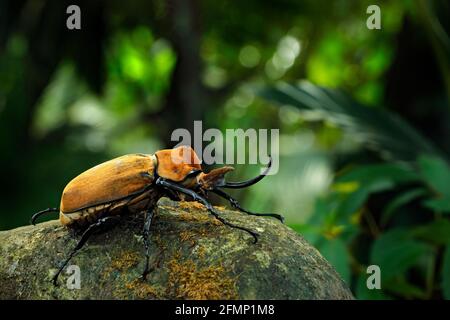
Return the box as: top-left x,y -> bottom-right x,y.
221,156 -> 272,189
30,208 -> 59,225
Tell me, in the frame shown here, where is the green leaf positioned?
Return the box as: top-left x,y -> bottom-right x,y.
301,199 -> 332,245
419,155 -> 450,213
336,187 -> 369,219
381,188 -> 427,225
334,163 -> 418,220
412,219 -> 450,245
423,197 -> 450,214
310,197 -> 334,225
336,163 -> 419,185
418,155 -> 450,197
370,229 -> 432,281
318,238 -> 351,284
355,274 -> 393,300
258,81 -> 438,162
383,277 -> 427,299
443,245 -> 450,300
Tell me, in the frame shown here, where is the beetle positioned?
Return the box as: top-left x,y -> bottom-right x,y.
31,145 -> 283,285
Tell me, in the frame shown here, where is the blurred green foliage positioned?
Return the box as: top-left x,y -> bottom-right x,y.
264,82 -> 450,299
0,0 -> 449,299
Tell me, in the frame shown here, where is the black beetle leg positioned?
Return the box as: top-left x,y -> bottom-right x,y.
30,207 -> 59,225
163,188 -> 181,201
141,206 -> 156,280
212,188 -> 285,223
52,216 -> 120,286
156,178 -> 259,244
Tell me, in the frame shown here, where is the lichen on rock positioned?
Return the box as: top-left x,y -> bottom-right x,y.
0,198 -> 354,300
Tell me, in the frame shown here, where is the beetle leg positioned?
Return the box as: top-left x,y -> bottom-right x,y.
30,207 -> 59,225
52,216 -> 120,286
164,188 -> 181,201
156,178 -> 259,244
142,206 -> 156,280
211,188 -> 285,223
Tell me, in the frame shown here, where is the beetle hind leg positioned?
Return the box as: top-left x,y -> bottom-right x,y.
52,216 -> 120,286
141,206 -> 156,280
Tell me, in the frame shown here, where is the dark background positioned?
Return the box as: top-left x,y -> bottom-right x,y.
0,0 -> 449,299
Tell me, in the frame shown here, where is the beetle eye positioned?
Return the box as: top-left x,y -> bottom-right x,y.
186,170 -> 202,178
180,169 -> 202,187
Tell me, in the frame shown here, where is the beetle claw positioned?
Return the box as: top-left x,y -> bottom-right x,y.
141,265 -> 155,281
251,232 -> 259,244
51,277 -> 59,287
277,214 -> 285,224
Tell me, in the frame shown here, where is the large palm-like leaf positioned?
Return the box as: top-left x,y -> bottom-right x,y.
258,81 -> 440,162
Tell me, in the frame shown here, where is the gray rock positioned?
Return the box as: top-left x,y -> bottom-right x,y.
0,198 -> 353,299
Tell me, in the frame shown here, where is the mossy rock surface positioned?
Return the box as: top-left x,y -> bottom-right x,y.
0,198 -> 353,300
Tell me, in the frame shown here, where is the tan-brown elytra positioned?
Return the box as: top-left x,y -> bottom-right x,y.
31,146 -> 283,285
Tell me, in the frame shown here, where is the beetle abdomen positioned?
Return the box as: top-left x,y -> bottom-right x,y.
60,189 -> 160,228
59,202 -> 114,226
60,154 -> 156,214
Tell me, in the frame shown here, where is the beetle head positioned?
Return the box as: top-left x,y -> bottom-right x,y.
155,146 -> 272,192
154,146 -> 235,190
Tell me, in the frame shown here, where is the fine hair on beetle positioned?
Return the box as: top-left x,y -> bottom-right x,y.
30,146 -> 284,285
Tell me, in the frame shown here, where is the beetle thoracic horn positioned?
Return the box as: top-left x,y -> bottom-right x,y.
221,157 -> 272,189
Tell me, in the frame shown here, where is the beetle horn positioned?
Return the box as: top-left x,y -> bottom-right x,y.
221,157 -> 272,189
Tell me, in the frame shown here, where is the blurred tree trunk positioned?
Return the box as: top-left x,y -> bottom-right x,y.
0,0 -> 65,210
162,0 -> 207,147
0,0 -> 106,228
385,14 -> 450,158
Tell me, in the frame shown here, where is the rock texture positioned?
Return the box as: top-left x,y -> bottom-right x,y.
0,198 -> 353,299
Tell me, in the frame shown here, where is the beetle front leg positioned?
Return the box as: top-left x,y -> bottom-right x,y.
156,178 -> 259,244
212,188 -> 285,223
142,206 -> 156,280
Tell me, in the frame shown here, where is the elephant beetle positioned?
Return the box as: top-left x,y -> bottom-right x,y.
31,145 -> 283,285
